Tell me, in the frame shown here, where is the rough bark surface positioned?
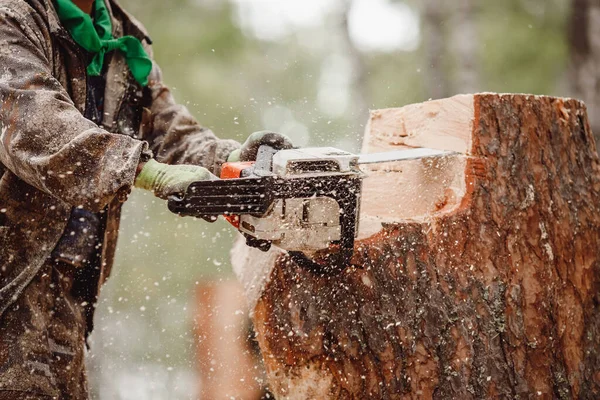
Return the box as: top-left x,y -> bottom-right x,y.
233,94 -> 600,399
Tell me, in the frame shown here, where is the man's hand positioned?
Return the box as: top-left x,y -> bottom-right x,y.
227,131 -> 293,162
134,159 -> 217,200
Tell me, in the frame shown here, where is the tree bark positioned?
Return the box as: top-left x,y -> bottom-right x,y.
232,93 -> 600,399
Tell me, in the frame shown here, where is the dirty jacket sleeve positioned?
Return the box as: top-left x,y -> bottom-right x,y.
140,63 -> 240,176
0,3 -> 148,212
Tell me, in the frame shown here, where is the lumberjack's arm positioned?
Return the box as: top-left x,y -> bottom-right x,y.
0,3 -> 148,212
139,62 -> 240,176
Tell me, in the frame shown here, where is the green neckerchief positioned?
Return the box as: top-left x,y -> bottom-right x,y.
53,0 -> 152,86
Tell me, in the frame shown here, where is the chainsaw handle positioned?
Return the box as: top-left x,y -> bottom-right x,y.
168,145 -> 278,220
167,193 -> 219,223
252,145 -> 279,176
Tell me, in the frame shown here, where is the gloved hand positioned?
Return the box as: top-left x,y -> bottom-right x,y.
227,130 -> 293,162
134,159 -> 217,200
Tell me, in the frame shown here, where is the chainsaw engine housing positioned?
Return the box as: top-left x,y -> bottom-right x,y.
238,147 -> 360,252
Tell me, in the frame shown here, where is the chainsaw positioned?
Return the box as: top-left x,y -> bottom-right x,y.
168,145 -> 452,273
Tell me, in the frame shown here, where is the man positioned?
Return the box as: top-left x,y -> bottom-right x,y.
0,0 -> 291,398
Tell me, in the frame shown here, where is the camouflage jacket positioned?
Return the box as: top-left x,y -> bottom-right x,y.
0,0 -> 239,325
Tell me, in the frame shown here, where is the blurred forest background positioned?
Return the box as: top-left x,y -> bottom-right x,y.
87,0 -> 592,398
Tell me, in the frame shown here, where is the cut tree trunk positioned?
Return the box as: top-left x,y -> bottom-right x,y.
231,93 -> 600,399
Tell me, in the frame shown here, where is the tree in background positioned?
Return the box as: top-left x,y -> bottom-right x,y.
339,0 -> 369,148
420,0 -> 481,99
450,0 -> 479,93
421,0 -> 450,99
569,0 -> 600,151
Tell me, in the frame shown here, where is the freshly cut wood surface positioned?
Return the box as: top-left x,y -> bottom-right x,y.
232,94 -> 600,399
362,94 -> 474,154
358,155 -> 467,238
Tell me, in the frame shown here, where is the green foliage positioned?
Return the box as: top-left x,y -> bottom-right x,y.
478,0 -> 569,94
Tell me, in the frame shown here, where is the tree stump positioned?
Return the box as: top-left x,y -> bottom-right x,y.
231,94 -> 600,399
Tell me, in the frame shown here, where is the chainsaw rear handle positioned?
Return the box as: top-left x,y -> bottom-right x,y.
251,145 -> 280,176
167,144 -> 278,214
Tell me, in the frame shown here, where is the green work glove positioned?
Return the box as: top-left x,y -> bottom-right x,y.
227,130 -> 293,162
134,159 -> 217,200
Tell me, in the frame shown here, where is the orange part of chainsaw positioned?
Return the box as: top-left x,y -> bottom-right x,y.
219,161 -> 255,228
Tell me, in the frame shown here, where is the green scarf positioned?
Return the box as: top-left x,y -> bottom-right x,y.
53,0 -> 152,86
